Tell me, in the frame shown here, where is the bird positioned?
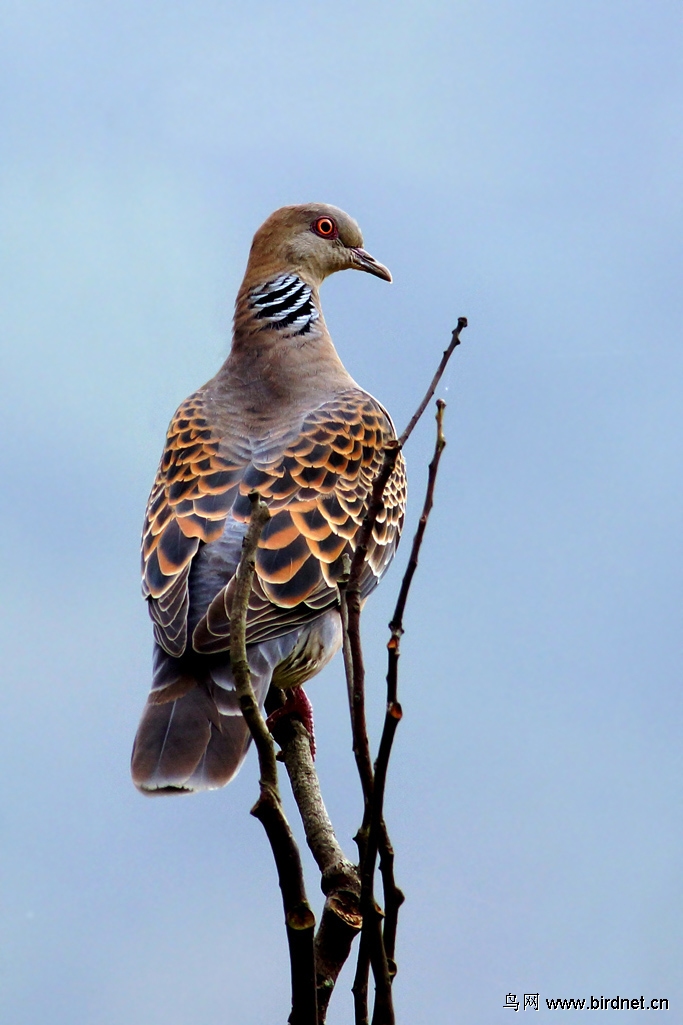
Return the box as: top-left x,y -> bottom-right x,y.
131,203 -> 407,795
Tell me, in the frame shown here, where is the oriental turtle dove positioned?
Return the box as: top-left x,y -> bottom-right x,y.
131,203 -> 406,794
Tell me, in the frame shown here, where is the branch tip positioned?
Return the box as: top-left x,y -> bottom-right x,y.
398,316 -> 467,447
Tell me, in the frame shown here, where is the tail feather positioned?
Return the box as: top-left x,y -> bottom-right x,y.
131,686 -> 255,794
131,636 -> 298,795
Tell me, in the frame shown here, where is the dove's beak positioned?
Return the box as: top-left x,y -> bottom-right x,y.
349,247 -> 392,282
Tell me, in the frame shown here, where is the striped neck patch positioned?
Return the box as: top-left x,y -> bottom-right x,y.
248,274 -> 320,335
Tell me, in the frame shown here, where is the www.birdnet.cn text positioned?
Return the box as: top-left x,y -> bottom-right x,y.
504,992 -> 669,1011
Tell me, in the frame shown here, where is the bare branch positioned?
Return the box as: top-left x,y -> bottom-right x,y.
387,395 -> 447,684
268,705 -> 362,1021
279,719 -> 358,886
230,494 -> 317,1025
339,557 -> 375,811
374,399 -> 447,973
344,317 -> 467,823
359,402 -> 450,1024
313,891 -> 362,1023
229,495 -> 277,791
398,317 -> 467,447
376,826 -> 404,976
343,319 -> 466,1024
259,322 -> 466,1023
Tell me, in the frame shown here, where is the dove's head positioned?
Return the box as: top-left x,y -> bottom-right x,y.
243,203 -> 392,288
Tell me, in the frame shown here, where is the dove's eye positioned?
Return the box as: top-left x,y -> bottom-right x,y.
312,217 -> 337,238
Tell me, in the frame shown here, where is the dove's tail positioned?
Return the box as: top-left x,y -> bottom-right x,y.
130,642 -> 280,795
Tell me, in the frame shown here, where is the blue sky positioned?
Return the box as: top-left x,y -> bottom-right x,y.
1,2 -> 682,1022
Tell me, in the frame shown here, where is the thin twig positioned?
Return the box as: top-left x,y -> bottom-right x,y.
390,400 -> 447,639
376,826 -> 403,976
398,317 -> 466,447
359,402 -> 449,1024
230,493 -> 317,1025
230,495 -> 277,791
345,316 -> 467,819
352,928 -> 372,1025
344,322 -> 466,1024
373,399 -> 448,978
339,555 -> 375,811
339,553 -> 378,1023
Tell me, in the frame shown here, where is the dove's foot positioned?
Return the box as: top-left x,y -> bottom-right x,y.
266,686 -> 316,759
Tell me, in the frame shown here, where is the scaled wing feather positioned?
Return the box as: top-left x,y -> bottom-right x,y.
142,389 -> 406,657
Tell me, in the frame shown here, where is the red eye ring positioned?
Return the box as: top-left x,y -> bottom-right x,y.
312,216 -> 338,239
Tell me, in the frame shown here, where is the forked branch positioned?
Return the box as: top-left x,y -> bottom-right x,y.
344,320 -> 467,1024
236,319 -> 467,1024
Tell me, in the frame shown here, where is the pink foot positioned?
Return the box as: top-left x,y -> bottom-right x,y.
266,686 -> 316,759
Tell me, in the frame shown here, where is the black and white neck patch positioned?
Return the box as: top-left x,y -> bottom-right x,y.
249,274 -> 320,335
